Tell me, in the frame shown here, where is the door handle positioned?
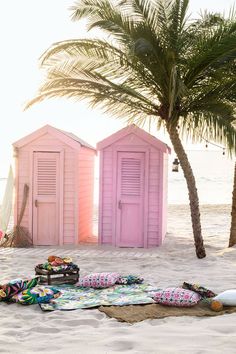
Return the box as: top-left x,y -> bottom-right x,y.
118,200 -> 122,209
35,200 -> 38,208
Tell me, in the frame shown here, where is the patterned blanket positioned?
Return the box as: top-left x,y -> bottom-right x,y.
40,284 -> 159,311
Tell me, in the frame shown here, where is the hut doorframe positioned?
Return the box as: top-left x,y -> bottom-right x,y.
112,145 -> 150,248
29,146 -> 64,245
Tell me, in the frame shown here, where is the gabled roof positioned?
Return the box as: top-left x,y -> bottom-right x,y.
58,128 -> 95,150
97,124 -> 171,153
13,124 -> 96,152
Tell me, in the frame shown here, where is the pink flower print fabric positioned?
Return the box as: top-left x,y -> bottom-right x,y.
77,272 -> 121,288
152,287 -> 201,307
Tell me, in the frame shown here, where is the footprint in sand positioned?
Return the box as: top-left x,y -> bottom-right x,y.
105,321 -> 124,328
62,319 -> 100,328
91,312 -> 106,320
31,326 -> 59,334
1,322 -> 21,329
0,266 -> 10,271
29,346 -> 61,352
2,330 -> 29,340
208,325 -> 235,334
106,340 -> 134,351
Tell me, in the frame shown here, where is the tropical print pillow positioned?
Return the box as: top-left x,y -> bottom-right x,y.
77,272 -> 121,288
152,287 -> 201,307
13,286 -> 60,305
0,277 -> 39,301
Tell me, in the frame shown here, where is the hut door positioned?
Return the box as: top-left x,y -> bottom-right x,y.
116,152 -> 145,247
32,152 -> 60,245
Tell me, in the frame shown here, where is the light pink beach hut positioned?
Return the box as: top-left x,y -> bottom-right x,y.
97,124 -> 171,248
13,124 -> 96,246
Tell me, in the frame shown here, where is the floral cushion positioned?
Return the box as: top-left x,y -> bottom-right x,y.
13,286 -> 61,305
152,287 -> 201,307
0,277 -> 39,302
77,272 -> 121,288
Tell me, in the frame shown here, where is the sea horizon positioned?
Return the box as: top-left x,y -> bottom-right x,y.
0,150 -> 234,205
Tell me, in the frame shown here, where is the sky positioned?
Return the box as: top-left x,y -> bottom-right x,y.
0,0 -> 235,177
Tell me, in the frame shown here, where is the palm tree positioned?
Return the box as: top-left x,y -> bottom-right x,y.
26,0 -> 236,258
192,13 -> 236,250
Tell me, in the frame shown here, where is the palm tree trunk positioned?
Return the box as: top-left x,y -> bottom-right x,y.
167,125 -> 206,258
229,162 -> 236,247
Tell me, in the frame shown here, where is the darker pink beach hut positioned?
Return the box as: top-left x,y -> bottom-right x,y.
97,124 -> 171,248
13,124 -> 96,246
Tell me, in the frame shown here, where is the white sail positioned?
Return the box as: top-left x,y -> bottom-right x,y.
0,166 -> 14,233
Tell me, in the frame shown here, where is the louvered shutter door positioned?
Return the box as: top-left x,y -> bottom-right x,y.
116,152 -> 144,247
33,152 -> 59,245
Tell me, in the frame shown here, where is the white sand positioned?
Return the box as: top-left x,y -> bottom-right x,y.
1,204 -> 236,354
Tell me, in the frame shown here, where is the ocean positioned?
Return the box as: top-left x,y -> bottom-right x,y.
168,150 -> 235,205
0,150 -> 234,237
93,150 -> 235,206
0,150 -> 234,206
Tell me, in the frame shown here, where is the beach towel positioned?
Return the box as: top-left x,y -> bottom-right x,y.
99,302 -> 236,323
39,283 -> 159,311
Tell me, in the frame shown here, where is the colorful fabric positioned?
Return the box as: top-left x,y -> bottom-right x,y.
36,255 -> 78,272
40,283 -> 159,311
116,275 -> 144,285
36,263 -> 78,273
0,277 -> 39,302
152,287 -> 201,307
77,272 -> 121,288
13,286 -> 60,305
182,282 -> 216,298
48,255 -> 73,265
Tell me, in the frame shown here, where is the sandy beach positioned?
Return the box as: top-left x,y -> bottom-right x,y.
0,204 -> 235,354
1,0 -> 235,352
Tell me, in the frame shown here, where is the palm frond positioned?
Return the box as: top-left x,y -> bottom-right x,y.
25,75 -> 158,116
184,20 -> 236,87
25,0 -> 236,157
41,39 -> 164,95
179,111 -> 236,155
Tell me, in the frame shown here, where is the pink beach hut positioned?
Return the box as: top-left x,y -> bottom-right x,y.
97,124 -> 171,248
13,125 -> 96,246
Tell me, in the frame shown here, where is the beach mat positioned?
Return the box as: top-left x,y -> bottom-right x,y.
99,302 -> 236,323
39,283 -> 159,311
